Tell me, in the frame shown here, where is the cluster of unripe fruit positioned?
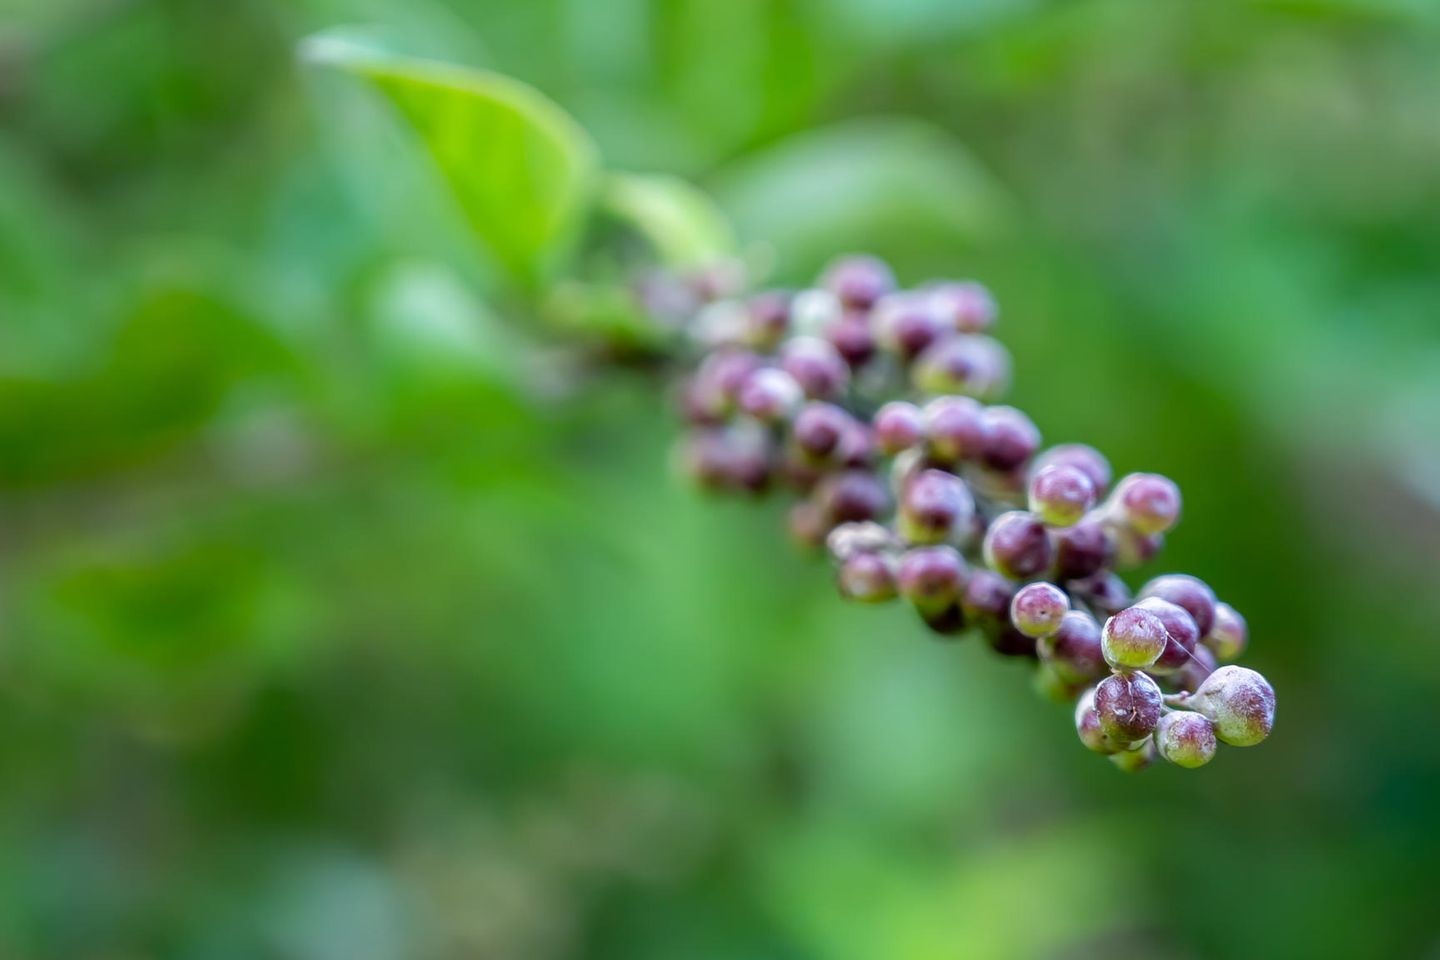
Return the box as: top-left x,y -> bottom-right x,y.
673,255 -> 1275,771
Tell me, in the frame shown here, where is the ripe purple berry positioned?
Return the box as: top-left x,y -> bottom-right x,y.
912,335 -> 1008,397
1039,610 -> 1107,684
824,314 -> 877,368
737,367 -> 803,423
822,254 -> 895,310
1075,688 -> 1122,754
1101,606 -> 1168,670
1010,582 -> 1070,638
1191,665 -> 1275,746
979,406 -> 1040,471
896,545 -> 967,613
1155,711 -> 1218,769
872,401 -> 925,455
1205,601 -> 1248,661
837,550 -> 897,603
923,395 -> 986,463
1028,464 -> 1097,527
1138,574 -> 1218,637
1131,597 -> 1199,675
899,469 -> 974,544
1111,472 -> 1182,535
982,511 -> 1053,580
1050,519 -> 1112,580
1032,444 -> 1112,497
1070,571 -> 1132,618
816,470 -> 889,525
960,568 -> 1014,627
1093,670 -> 1163,744
780,336 -> 850,400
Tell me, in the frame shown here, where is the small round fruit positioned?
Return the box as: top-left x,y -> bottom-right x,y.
1155,711 -> 1218,769
925,280 -> 996,334
1138,574 -> 1218,637
1112,472 -> 1182,535
821,254 -> 895,309
1051,519 -> 1112,580
1075,688 -> 1122,754
1205,601 -> 1248,661
825,521 -> 895,563
1191,665 -> 1275,747
1100,606 -> 1168,670
1032,444 -> 1112,496
1131,597 -> 1199,675
792,402 -> 852,461
872,401 -> 925,455
1039,610 -> 1107,684
1094,671 -> 1163,744
780,336 -> 850,400
737,368 -> 803,423
979,406 -> 1040,471
899,469 -> 974,544
983,511 -> 1052,580
1028,464 -> 1097,527
1010,582 -> 1070,638
1109,739 -> 1158,773
816,470 -> 889,525
837,551 -> 897,603
923,396 -> 986,463
897,546 -> 967,613
960,568 -> 1015,626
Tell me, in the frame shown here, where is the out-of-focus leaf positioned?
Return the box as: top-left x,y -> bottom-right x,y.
711,118 -> 1011,278
300,31 -> 600,293
601,172 -> 737,268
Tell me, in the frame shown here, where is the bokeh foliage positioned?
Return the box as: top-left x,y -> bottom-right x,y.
3,1 -> 1440,957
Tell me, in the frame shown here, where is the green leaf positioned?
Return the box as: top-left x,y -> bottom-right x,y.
301,31 -> 600,292
601,172 -> 737,268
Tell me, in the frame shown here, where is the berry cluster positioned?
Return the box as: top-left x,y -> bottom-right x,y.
674,255 -> 1275,772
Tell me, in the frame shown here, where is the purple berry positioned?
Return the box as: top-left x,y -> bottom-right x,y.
787,501 -> 826,551
1138,574 -> 1218,637
816,470 -> 889,525
899,468 -> 974,544
1094,670 -> 1163,744
745,291 -> 791,347
737,367 -> 802,423
1051,519 -> 1113,580
1205,601 -> 1248,661
825,521 -> 896,563
960,568 -> 1015,626
1011,582 -> 1070,638
837,551 -> 897,603
1101,606 -> 1168,669
923,395 -> 987,463
780,336 -> 850,400
1132,597 -> 1200,675
1191,665 -> 1275,746
821,254 -> 895,310
925,280 -> 996,334
872,401 -> 925,455
792,402 -> 853,461
1070,571 -> 1132,618
1111,472 -> 1182,535
1155,711 -> 1218,769
1075,687 -> 1123,754
1032,444 -> 1112,497
982,511 -> 1052,580
823,314 -> 877,368
1028,464 -> 1097,527
979,406 -> 1040,471
1175,642 -> 1218,693
897,545 -> 967,613
1039,610 -> 1107,684
912,335 -> 1009,397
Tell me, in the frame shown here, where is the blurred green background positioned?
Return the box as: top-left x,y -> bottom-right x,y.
4,0 -> 1440,957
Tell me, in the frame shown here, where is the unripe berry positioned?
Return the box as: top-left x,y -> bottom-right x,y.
1205,601 -> 1248,661
1131,597 -> 1199,675
1109,739 -> 1158,773
1039,610 -> 1107,684
1050,519 -> 1112,580
923,396 -> 986,463
1032,444 -> 1112,497
792,402 -> 853,461
1111,472 -> 1182,536
1101,606 -> 1168,670
872,401 -> 925,455
816,470 -> 889,525
780,336 -> 850,400
837,551 -> 897,603
1191,665 -> 1275,747
821,254 -> 895,310
1075,688 -> 1123,754
912,335 -> 1008,397
925,280 -> 996,334
825,521 -> 895,563
737,367 -> 802,423
960,568 -> 1014,627
1028,464 -> 1096,527
1010,582 -> 1069,638
982,511 -> 1053,580
1138,574 -> 1218,637
1155,711 -> 1218,769
899,468 -> 974,544
1070,571 -> 1132,618
979,406 -> 1040,471
896,545 -> 967,613
1094,670 -> 1163,744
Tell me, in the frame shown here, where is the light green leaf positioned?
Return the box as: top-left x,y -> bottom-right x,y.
301,31 -> 600,292
601,172 -> 737,268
